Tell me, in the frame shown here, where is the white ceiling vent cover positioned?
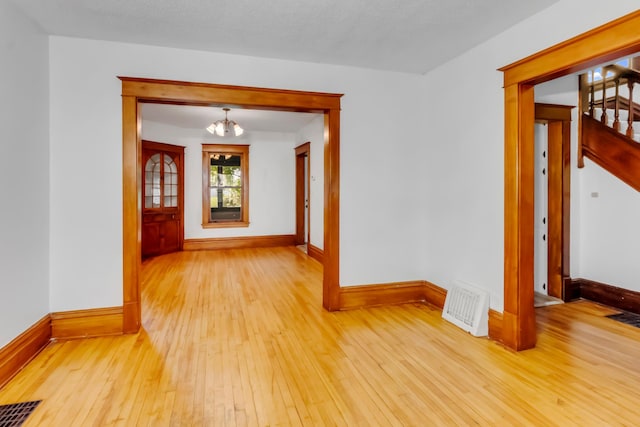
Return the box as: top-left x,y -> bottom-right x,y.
442,281 -> 489,337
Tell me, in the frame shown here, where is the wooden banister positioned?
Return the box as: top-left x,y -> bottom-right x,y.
578,58 -> 640,190
582,115 -> 640,191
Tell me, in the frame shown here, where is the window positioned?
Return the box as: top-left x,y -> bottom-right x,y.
202,144 -> 249,228
144,152 -> 178,209
588,57 -> 632,82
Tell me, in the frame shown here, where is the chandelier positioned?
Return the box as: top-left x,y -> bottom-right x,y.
206,107 -> 244,137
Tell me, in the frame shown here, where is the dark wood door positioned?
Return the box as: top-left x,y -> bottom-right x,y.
142,141 -> 185,258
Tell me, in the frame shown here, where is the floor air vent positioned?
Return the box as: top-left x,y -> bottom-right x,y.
0,400 -> 41,427
606,311 -> 640,328
442,281 -> 489,337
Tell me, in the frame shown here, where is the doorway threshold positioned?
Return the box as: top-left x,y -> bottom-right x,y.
534,292 -> 563,308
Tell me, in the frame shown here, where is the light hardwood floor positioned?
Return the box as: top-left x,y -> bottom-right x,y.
2,247 -> 640,426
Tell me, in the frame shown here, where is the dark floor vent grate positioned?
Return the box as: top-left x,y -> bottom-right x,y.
0,400 -> 41,427
606,311 -> 640,328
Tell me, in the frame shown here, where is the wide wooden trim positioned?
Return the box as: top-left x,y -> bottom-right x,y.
499,10 -> 640,351
547,121 -> 565,299
535,103 -> 573,122
51,307 -> 124,340
500,10 -> 640,86
183,235 -> 296,251
307,243 -> 324,265
535,103 -> 574,301
141,140 -> 186,153
295,142 -> 311,156
488,310 -> 504,344
503,82 -> 537,351
121,77 -> 342,330
120,77 -> 342,111
337,280 -> 445,311
0,315 -> 51,389
563,276 -> 581,302
122,94 -> 141,334
323,109 -> 341,310
422,280 -> 448,309
338,281 -> 428,310
571,278 -> 640,315
338,280 -> 501,341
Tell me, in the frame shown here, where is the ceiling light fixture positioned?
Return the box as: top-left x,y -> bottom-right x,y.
206,107 -> 244,137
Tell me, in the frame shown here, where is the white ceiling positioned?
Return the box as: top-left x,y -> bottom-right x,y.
13,0 -> 558,75
13,0 -> 559,132
141,104 -> 320,134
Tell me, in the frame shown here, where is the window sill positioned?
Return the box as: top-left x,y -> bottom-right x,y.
202,221 -> 250,229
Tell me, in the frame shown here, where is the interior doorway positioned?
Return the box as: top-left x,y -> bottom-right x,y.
120,77 -> 343,333
295,142 -> 311,250
534,103 -> 572,306
533,122 -> 550,303
499,11 -> 640,350
533,104 -> 573,308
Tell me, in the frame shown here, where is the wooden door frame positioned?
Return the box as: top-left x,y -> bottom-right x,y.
120,78 -> 342,333
295,142 -> 311,246
499,10 -> 640,350
534,104 -> 572,301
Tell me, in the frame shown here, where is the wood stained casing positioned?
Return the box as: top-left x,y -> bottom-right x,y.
500,9 -> 640,350
120,78 -> 343,333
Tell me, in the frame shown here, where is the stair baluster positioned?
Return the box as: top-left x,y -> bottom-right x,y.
589,70 -> 595,117
613,78 -> 620,131
627,80 -> 635,139
601,69 -> 608,124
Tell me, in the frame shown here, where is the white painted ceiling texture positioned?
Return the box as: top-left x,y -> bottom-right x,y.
13,0 -> 557,74
13,0 -> 559,132
141,104 -> 320,134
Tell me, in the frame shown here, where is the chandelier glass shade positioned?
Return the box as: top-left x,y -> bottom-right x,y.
206,108 -> 244,137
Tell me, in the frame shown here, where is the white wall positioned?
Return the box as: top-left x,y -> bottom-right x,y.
0,2 -> 50,347
420,0 -> 640,311
45,1 -> 640,316
142,121 -> 297,238
579,160 -> 640,290
48,36 -> 426,310
296,115 -> 324,249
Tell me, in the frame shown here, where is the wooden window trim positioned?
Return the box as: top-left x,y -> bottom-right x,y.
201,144 -> 250,228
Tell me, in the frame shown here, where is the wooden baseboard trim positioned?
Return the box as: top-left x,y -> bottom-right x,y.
338,281 -> 428,310
0,314 -> 51,389
422,280 -> 447,309
488,310 -> 504,344
183,234 -> 296,251
307,244 -> 324,264
563,276 -> 581,302
338,280 -> 447,311
573,278 -> 640,314
338,279 -> 504,343
51,306 -> 123,340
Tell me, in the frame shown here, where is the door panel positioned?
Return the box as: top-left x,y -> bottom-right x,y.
142,141 -> 185,258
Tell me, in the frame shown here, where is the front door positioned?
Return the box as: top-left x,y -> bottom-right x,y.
142,140 -> 185,258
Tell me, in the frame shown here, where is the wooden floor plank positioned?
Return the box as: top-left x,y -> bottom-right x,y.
2,247 -> 640,425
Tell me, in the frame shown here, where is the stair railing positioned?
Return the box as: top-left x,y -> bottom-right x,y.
587,63 -> 639,141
